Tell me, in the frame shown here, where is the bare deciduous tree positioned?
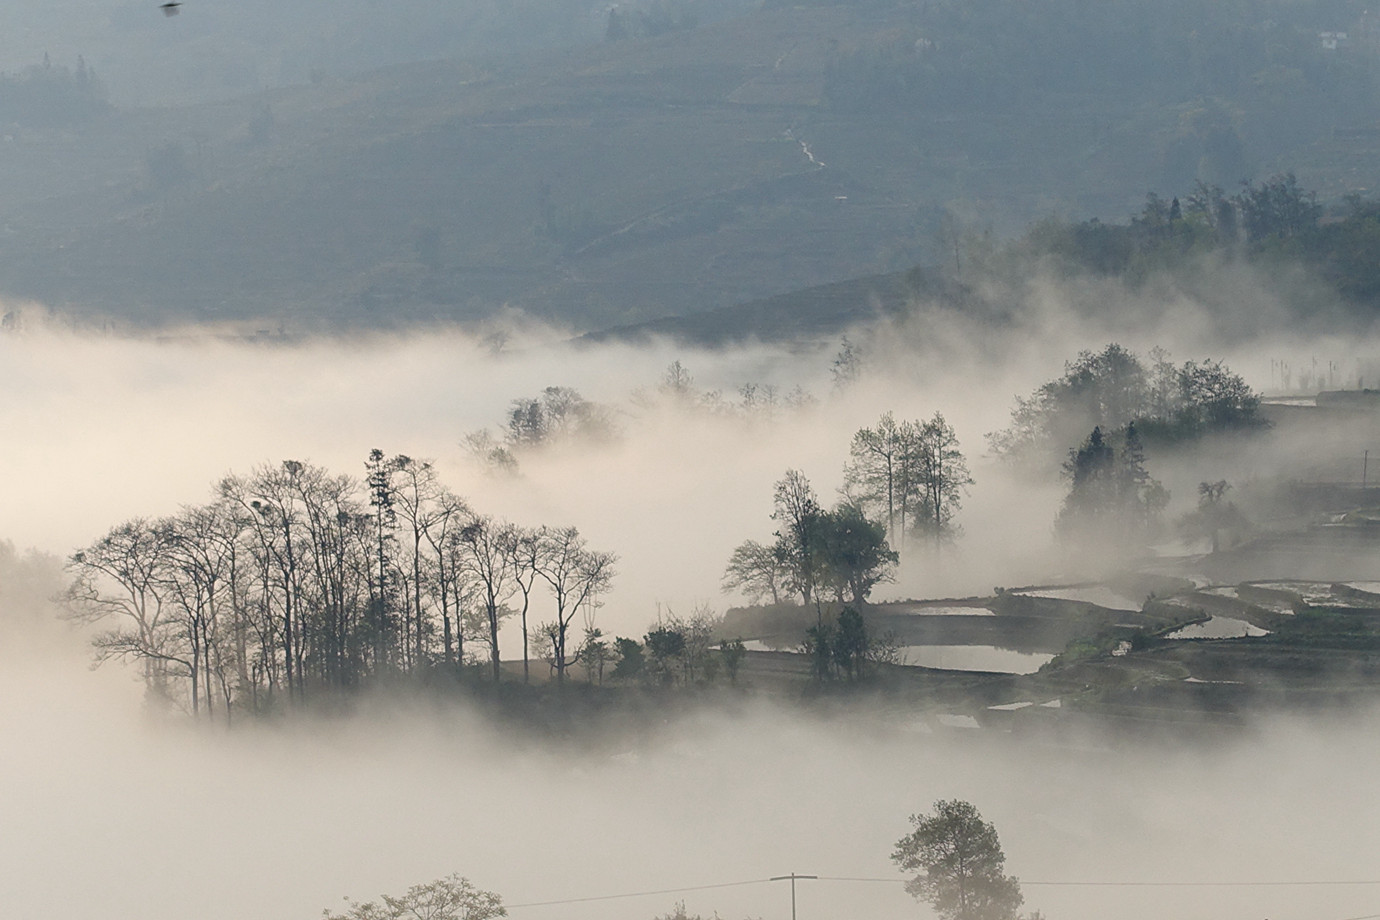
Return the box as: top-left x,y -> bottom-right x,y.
534,526 -> 616,685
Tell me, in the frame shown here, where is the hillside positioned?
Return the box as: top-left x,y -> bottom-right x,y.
4,0 -> 1380,331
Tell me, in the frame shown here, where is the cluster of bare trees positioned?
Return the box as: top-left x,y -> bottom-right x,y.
843,411 -> 973,552
639,360 -> 815,421
65,452 -> 616,721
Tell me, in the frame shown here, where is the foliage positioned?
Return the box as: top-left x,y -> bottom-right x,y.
464,386 -> 615,473
988,343 -> 1266,462
0,540 -> 65,637
531,526 -> 617,685
1176,480 -> 1252,552
1055,424 -> 1169,548
771,469 -> 826,606
641,606 -> 722,686
576,627 -> 612,684
815,505 -> 898,606
648,901 -> 725,920
323,874 -> 505,920
892,800 -> 1022,920
912,412 -> 974,543
800,605 -> 883,683
506,386 -> 616,450
803,621 -> 835,682
844,411 -> 917,549
845,410 -> 972,551
993,175 -> 1380,324
831,336 -> 863,390
745,470 -> 898,608
643,626 -> 687,685
719,637 -> 747,684
988,344 -> 1148,459
610,636 -> 645,681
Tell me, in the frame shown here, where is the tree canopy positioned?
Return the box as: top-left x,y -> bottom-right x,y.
726,470 -> 897,608
323,874 -> 505,920
892,800 -> 1023,920
66,453 -> 617,720
988,343 -> 1265,461
1055,423 -> 1169,548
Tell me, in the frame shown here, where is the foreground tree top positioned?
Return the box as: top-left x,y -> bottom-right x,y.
892,799 -> 1023,920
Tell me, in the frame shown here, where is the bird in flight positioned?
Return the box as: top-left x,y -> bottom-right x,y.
159,1 -> 182,16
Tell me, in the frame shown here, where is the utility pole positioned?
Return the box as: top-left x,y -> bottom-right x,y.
1364,450 -> 1369,491
769,873 -> 817,920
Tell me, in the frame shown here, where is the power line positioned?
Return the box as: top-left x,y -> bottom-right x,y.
507,875 -> 1380,910
770,873 -> 818,920
506,878 -> 768,909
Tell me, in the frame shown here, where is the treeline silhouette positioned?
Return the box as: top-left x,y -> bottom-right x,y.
66,452 -> 615,722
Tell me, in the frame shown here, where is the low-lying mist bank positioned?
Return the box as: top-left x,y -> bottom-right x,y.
1,644 -> 1376,920
8,263 -> 1380,683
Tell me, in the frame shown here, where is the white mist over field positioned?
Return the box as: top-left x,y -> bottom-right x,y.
3,287 -> 1380,920
1,643 -> 1377,920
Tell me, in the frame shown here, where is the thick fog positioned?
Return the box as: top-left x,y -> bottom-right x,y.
3,283 -> 1380,920
0,275 -> 1372,629
2,635 -> 1377,920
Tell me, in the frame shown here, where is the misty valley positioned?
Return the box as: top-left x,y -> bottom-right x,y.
5,326 -> 1380,920
6,0 -> 1380,918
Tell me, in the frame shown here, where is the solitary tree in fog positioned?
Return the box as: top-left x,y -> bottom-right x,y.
831,336 -> 863,390
893,800 -> 1023,920
660,359 -> 696,404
